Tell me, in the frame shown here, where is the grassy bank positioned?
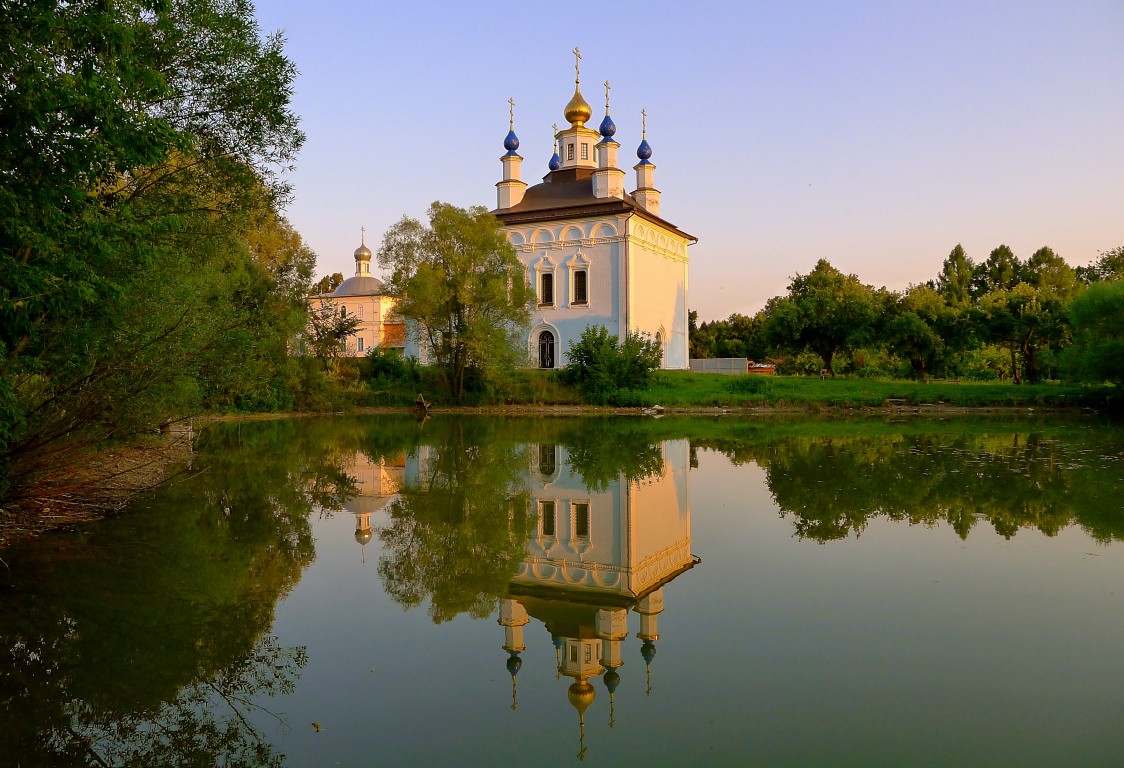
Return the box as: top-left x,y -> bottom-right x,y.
637,371 -> 1118,410
353,359 -> 1118,411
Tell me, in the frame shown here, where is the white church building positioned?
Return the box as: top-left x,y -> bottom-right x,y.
493,55 -> 696,370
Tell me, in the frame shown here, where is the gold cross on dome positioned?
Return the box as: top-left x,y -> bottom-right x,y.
604,80 -> 611,111
507,97 -> 515,130
360,225 -> 366,244
641,108 -> 647,138
573,47 -> 582,82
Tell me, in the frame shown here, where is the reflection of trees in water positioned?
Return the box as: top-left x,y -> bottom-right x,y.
697,428 -> 1124,543
0,418 -> 374,767
369,417 -> 681,622
6,629 -> 304,768
376,419 -> 535,623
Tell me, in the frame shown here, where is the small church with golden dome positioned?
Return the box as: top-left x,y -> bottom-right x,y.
493,49 -> 696,369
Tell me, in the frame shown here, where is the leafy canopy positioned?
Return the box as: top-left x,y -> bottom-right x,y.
377,202 -> 533,401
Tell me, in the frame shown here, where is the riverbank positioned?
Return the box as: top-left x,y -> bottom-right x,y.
1,392 -> 1114,554
0,430 -> 195,553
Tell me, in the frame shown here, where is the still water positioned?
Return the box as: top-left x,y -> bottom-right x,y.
2,415 -> 1123,767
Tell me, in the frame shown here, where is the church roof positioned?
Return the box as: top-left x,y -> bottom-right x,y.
325,274 -> 386,298
493,168 -> 697,242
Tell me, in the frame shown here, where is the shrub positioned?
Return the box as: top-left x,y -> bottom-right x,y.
563,325 -> 662,404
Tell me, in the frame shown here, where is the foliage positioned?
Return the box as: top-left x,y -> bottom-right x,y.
936,244 -> 974,306
0,0 -> 306,502
305,300 -> 362,368
312,272 -> 345,294
764,259 -> 879,375
562,325 -> 663,405
377,202 -> 533,401
1062,280 -> 1124,385
375,420 -> 536,622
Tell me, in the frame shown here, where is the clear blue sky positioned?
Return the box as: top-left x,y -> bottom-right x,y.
253,0 -> 1124,321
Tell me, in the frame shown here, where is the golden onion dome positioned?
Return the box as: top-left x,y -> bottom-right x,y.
354,243 -> 372,261
564,85 -> 592,127
567,681 -> 596,715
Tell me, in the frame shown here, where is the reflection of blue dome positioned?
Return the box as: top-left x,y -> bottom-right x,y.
552,634 -> 564,649
506,651 -> 522,678
503,129 -> 520,153
548,151 -> 561,171
598,114 -> 616,141
641,640 -> 657,665
636,138 -> 653,164
604,669 -> 621,693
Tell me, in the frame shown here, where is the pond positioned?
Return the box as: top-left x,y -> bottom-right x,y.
2,414 -> 1123,767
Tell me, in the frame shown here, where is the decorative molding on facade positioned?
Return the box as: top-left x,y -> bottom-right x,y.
514,234 -> 628,252
628,233 -> 689,264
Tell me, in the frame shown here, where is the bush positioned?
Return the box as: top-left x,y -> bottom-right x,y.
563,325 -> 662,405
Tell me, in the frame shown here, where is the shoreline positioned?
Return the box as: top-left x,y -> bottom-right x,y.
0,402 -> 1104,554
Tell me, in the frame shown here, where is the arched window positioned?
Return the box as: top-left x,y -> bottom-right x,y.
572,270 -> 587,305
340,305 -> 347,317
538,329 -> 555,369
540,272 -> 554,306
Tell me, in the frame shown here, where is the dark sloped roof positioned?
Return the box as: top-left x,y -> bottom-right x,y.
493,167 -> 696,242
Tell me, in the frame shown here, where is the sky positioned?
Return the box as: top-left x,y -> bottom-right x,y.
252,0 -> 1124,321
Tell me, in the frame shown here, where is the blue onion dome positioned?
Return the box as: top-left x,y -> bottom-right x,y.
549,151 -> 561,171
636,138 -> 653,164
552,634 -> 564,649
598,113 -> 616,141
603,669 -> 621,694
641,640 -> 657,665
503,129 -> 520,155
506,651 -> 522,678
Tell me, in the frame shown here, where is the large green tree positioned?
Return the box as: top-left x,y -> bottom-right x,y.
1063,279 -> 1124,385
0,0 -> 305,502
764,259 -> 879,375
377,202 -> 533,401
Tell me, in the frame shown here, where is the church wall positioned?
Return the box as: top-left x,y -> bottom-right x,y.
625,218 -> 690,369
507,215 -> 626,368
308,294 -> 404,358
627,439 -> 692,594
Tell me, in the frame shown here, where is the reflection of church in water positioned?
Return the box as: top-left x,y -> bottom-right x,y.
502,439 -> 696,756
343,438 -> 696,757
346,452 -> 405,564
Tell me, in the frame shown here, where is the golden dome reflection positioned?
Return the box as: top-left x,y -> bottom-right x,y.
567,681 -> 596,715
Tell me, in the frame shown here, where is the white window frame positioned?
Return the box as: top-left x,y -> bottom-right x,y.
567,252 -> 591,308
535,255 -> 557,308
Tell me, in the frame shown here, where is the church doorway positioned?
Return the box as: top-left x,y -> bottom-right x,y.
538,330 -> 556,369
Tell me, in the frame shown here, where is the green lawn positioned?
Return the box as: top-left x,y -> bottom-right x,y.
637,371 -> 1117,410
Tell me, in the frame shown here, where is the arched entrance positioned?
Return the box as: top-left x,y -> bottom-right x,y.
538,329 -> 556,369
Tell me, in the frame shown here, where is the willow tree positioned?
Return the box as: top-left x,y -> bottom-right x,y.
377,202 -> 534,401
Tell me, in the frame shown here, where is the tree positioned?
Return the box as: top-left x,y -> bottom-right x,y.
1025,246 -> 1079,301
377,202 -> 533,401
975,283 -> 1067,384
883,285 -> 957,379
1063,280 -> 1124,385
562,325 -> 662,404
936,244 -> 975,307
305,301 -> 362,368
972,244 -> 1024,297
764,259 -> 879,375
0,0 -> 304,502
313,272 -> 345,295
1076,246 -> 1124,284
